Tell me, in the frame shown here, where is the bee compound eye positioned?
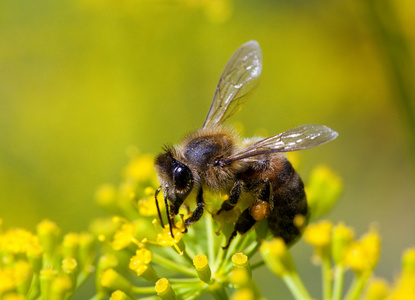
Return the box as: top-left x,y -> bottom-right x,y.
173,162 -> 193,191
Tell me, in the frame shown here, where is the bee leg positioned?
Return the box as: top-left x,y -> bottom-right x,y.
184,188 -> 205,228
222,208 -> 256,250
223,179 -> 272,249
217,181 -> 242,215
251,179 -> 272,222
258,179 -> 271,202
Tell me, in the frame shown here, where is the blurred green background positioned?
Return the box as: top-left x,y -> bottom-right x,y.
1,0 -> 414,298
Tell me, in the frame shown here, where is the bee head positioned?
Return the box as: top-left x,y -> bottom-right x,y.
155,149 -> 194,215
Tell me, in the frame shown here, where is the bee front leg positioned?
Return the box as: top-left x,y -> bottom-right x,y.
184,188 -> 204,228
216,181 -> 242,215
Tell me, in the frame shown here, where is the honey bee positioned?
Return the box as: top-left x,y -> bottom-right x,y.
154,40 -> 338,249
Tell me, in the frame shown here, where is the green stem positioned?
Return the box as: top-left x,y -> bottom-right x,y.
26,274 -> 40,300
168,277 -> 203,284
244,239 -> 260,258
152,252 -> 196,277
209,285 -> 229,300
206,215 -> 216,266
344,273 -> 369,300
132,286 -> 158,294
332,265 -> 345,300
322,256 -> 333,300
173,281 -> 205,294
250,260 -> 265,270
282,273 -> 313,300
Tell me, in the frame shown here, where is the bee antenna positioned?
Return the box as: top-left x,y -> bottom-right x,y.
163,188 -> 175,238
154,186 -> 164,228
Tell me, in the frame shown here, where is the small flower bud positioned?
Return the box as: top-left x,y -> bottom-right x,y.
101,268 -> 134,298
332,222 -> 354,265
49,276 -> 72,300
231,288 -> 255,300
306,165 -> 342,220
260,238 -> 296,277
62,233 -> 79,260
193,254 -> 211,283
36,220 -> 60,258
110,290 -> 134,300
14,260 -> 33,295
230,268 -> 250,287
402,248 -> 415,273
95,184 -> 118,211
40,267 -> 58,299
155,278 -> 176,300
364,278 -> 390,300
304,220 -> 333,262
26,243 -> 43,273
78,232 -> 95,270
232,253 -> 251,279
96,254 -> 119,295
62,257 -> 78,290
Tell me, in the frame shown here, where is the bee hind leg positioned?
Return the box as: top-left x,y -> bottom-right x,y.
222,179 -> 272,250
222,208 -> 256,250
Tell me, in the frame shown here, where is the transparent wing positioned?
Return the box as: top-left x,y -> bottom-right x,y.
223,124 -> 338,164
203,40 -> 263,128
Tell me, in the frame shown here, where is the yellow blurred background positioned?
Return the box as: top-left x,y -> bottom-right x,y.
1,0 -> 414,298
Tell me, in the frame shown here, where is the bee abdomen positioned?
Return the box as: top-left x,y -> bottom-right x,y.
268,162 -> 308,246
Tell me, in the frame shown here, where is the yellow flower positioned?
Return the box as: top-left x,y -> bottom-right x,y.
332,222 -> 355,265
154,221 -> 184,255
129,248 -> 152,276
304,220 -> 333,248
0,228 -> 39,254
111,221 -> 138,250
124,154 -> 156,184
390,248 -> 415,300
0,267 -> 15,295
391,272 -> 415,300
138,187 -> 159,216
95,184 -> 117,208
344,228 -> 381,274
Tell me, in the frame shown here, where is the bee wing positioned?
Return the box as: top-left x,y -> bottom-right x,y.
203,40 -> 263,128
223,124 -> 338,164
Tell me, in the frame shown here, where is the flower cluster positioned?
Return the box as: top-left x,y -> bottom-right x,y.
89,152 -> 342,299
0,219 -> 94,299
2,152 -> 414,299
